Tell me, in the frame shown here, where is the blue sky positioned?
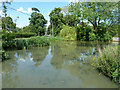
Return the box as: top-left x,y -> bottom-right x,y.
6,2 -> 69,28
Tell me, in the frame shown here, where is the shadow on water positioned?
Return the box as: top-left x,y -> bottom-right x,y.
2,41 -> 118,88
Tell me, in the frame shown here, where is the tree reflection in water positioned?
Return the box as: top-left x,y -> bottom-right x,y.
2,41 -> 117,88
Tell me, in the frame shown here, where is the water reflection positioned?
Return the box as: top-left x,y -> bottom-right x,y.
2,41 -> 118,88
50,41 -> 97,69
2,51 -> 18,88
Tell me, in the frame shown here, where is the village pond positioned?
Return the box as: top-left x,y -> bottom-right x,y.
2,41 -> 118,88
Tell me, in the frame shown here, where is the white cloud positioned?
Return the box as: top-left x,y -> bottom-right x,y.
17,7 -> 33,14
28,8 -> 32,13
17,7 -> 23,12
22,11 -> 29,14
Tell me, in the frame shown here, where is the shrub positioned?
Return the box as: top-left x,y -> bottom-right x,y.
1,50 -> 9,61
28,36 -> 50,47
77,25 -> 93,41
15,39 -> 29,50
2,30 -> 16,41
60,25 -> 77,40
14,32 -> 36,38
103,31 -> 112,41
47,36 -> 64,41
89,32 -> 96,41
96,24 -> 113,41
2,40 -> 16,50
2,36 -> 63,50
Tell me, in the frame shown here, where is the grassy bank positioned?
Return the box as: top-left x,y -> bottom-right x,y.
2,36 -> 64,61
92,45 -> 119,84
2,36 -> 63,50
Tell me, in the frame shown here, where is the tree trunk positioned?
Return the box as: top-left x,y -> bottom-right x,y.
52,22 -> 54,36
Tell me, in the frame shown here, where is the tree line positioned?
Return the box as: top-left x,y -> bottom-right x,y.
47,2 -> 118,41
1,1 -> 119,41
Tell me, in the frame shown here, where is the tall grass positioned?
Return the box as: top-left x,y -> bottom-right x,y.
92,45 -> 119,83
47,36 -> 64,42
29,36 -> 50,47
2,36 -> 64,50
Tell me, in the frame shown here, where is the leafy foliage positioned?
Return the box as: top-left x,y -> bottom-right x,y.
1,50 -> 9,61
2,16 -> 16,42
89,32 -> 97,41
60,25 -> 77,40
2,30 -> 16,41
29,12 -> 47,36
64,2 -> 118,41
49,7 -> 64,36
63,15 -> 79,27
28,36 -> 50,47
80,2 -> 117,30
77,23 -> 93,41
14,32 -> 36,38
2,16 -> 16,30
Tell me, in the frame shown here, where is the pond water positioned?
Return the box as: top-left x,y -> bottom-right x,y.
2,41 -> 118,88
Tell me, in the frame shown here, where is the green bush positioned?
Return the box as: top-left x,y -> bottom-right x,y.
96,24 -> 113,41
28,36 -> 50,47
2,37 -> 49,50
1,50 -> 9,61
60,25 -> 77,40
14,36 -> 50,49
77,25 -> 93,41
47,36 -> 64,41
92,45 -> 119,83
15,39 -> 29,50
2,40 -> 16,50
89,32 -> 97,41
2,30 -> 16,41
103,31 -> 112,41
14,32 -> 36,38
2,36 -> 64,50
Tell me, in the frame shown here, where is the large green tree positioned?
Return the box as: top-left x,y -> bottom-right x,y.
29,12 -> 47,36
49,7 -> 64,36
2,16 -> 16,41
2,17 -> 16,30
69,2 -> 118,29
67,2 -> 118,40
63,15 -> 79,27
81,2 -> 118,30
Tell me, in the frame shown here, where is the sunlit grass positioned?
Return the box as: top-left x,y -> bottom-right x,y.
92,45 -> 119,83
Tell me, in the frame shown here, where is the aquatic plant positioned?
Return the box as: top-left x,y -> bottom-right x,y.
92,45 -> 119,83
